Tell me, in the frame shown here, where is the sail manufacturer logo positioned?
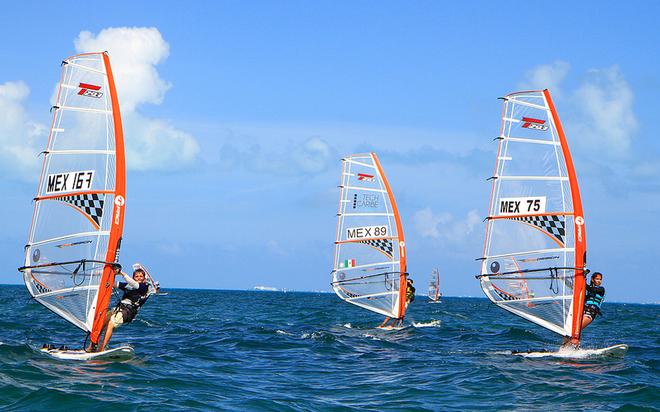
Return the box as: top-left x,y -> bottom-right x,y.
78,83 -> 103,98
357,173 -> 375,182
114,195 -> 125,225
575,216 -> 584,242
346,225 -> 388,240
46,170 -> 94,194
521,117 -> 548,131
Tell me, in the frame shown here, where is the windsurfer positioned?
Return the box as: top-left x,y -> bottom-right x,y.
93,266 -> 150,352
379,278 -> 415,328
581,272 -> 605,330
561,272 -> 605,349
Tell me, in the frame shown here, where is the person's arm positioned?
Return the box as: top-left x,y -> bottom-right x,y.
119,272 -> 140,290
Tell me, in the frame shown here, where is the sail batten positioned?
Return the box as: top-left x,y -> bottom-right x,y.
479,89 -> 587,341
19,52 -> 126,344
332,153 -> 407,319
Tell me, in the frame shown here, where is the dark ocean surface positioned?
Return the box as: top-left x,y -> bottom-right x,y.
0,285 -> 657,411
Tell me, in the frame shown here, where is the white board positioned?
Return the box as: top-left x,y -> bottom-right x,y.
40,345 -> 135,361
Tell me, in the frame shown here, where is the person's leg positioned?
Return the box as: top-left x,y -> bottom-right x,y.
581,314 -> 593,330
379,317 -> 391,327
99,322 -> 115,352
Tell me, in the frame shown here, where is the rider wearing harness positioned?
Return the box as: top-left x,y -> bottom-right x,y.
582,271 -> 605,330
96,266 -> 150,352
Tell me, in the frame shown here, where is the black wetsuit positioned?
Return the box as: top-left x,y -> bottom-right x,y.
583,283 -> 605,319
115,282 -> 149,323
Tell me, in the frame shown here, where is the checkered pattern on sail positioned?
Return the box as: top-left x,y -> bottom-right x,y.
32,278 -> 52,294
493,285 -> 520,301
510,215 -> 565,244
359,239 -> 393,258
56,194 -> 105,226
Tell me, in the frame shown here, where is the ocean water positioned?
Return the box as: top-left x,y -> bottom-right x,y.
0,285 -> 657,411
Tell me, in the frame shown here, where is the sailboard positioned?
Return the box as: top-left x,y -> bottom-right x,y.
428,268 -> 442,303
478,89 -> 589,347
40,344 -> 135,361
18,52 -> 126,354
331,153 -> 408,320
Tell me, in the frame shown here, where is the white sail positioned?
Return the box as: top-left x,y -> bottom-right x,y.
332,153 -> 408,318
478,90 -> 587,340
19,52 -> 126,344
428,268 -> 440,302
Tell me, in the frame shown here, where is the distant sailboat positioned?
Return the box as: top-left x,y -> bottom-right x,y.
428,268 -> 442,303
477,89 -> 588,347
331,153 -> 408,320
18,52 -> 130,359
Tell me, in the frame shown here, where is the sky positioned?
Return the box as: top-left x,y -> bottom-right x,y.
0,1 -> 659,303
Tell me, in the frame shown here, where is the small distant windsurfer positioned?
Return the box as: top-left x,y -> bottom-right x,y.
562,271 -> 605,349
379,278 -> 415,328
90,266 -> 150,352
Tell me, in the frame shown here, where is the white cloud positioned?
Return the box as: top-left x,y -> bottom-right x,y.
571,66 -> 637,156
219,136 -> 335,175
0,81 -> 47,180
413,208 -> 480,243
74,27 -> 199,170
75,27 -> 171,112
519,61 -> 570,97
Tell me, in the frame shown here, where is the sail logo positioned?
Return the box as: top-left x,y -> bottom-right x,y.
353,193 -> 379,209
357,173 -> 375,182
575,216 -> 584,242
339,259 -> 356,269
346,225 -> 388,240
521,117 -> 548,131
46,170 -> 94,194
78,83 -> 103,98
114,195 -> 125,225
498,196 -> 546,216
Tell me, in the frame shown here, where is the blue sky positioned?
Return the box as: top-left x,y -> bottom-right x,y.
1,1 -> 658,303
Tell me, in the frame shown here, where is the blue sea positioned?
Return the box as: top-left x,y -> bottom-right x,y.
0,285 -> 657,410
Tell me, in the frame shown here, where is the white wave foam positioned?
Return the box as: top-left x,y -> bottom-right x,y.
413,320 -> 441,328
276,330 -> 292,336
343,323 -> 352,329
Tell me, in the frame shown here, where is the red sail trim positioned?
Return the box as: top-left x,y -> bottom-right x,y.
36,190 -> 114,202
90,52 -> 126,345
335,236 -> 397,244
544,89 -> 587,343
56,201 -> 102,230
488,212 -> 573,220
371,153 -> 407,319
510,219 -> 565,248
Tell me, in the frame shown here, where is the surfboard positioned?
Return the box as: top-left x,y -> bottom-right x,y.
40,345 -> 135,361
513,344 -> 628,358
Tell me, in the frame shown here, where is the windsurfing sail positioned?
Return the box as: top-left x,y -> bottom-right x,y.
478,89 -> 587,343
331,153 -> 408,319
18,52 -> 126,346
428,268 -> 441,302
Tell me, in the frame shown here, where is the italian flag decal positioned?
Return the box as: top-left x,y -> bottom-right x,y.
339,259 -> 356,268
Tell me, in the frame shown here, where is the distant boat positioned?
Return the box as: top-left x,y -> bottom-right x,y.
477,89 -> 588,347
331,152 -> 408,319
254,286 -> 278,292
428,268 -> 442,303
